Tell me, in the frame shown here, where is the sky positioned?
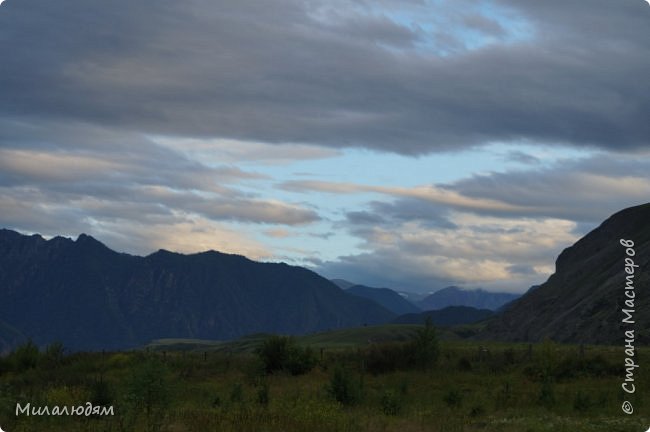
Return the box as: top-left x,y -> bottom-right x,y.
1,0 -> 649,294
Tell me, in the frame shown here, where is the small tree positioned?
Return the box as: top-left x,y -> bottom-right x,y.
122,358 -> 171,432
411,317 -> 439,370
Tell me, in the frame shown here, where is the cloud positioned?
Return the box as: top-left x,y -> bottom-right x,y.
447,152 -> 650,223
503,150 -> 541,165
306,152 -> 650,292
153,137 -> 341,165
317,213 -> 578,293
0,120 -> 320,257
1,0 -> 648,154
280,180 -> 537,213
1,0 -> 648,294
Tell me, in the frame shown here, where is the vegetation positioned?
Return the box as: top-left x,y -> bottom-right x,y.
0,327 -> 648,431
256,335 -> 317,375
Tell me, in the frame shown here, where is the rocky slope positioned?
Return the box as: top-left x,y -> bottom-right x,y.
479,203 -> 650,344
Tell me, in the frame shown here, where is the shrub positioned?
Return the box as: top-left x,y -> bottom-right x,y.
328,364 -> 362,406
443,388 -> 464,408
286,346 -> 317,375
257,335 -> 317,375
229,382 -> 245,404
457,356 -> 472,371
411,318 -> 439,370
573,390 -> 591,412
363,319 -> 439,374
123,358 -> 171,432
469,404 -> 485,417
380,390 -> 403,416
538,377 -> 555,407
9,340 -> 40,371
256,380 -> 270,406
89,378 -> 113,407
555,355 -> 620,380
364,342 -> 413,375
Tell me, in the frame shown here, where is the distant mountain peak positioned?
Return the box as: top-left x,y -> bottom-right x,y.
418,286 -> 519,311
345,284 -> 420,315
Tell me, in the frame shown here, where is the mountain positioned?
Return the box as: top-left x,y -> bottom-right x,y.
330,279 -> 356,290
0,229 -> 394,351
480,203 -> 650,344
418,286 -> 520,311
345,284 -> 421,315
392,306 -> 494,326
396,290 -> 430,304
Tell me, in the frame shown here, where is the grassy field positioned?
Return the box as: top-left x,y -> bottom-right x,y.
0,325 -> 648,432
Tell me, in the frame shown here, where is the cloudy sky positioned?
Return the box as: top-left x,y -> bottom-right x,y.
1,0 -> 649,293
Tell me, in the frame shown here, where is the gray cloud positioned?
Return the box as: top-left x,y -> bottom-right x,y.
1,0 -> 648,154
503,151 -> 541,165
0,120 -> 320,254
447,153 -> 650,223
309,151 -> 650,292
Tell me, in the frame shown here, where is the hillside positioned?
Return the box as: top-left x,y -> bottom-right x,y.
346,284 -> 421,314
418,286 -> 519,311
0,229 -> 394,351
392,306 -> 494,326
480,203 -> 650,344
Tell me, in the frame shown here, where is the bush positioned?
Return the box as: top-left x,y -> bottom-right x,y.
286,346 -> 317,375
89,378 -> 113,407
443,388 -> 464,408
380,390 -> 403,416
257,335 -> 317,375
363,319 -> 439,374
229,382 -> 244,404
328,364 -> 362,406
364,342 -> 413,375
9,340 -> 40,371
469,405 -> 485,417
573,390 -> 591,412
256,380 -> 270,406
538,377 -> 555,407
123,358 -> 171,432
555,355 -> 620,380
457,356 -> 472,372
42,341 -> 65,367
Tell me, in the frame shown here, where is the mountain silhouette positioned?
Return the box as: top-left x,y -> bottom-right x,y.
480,203 -> 650,344
418,286 -> 519,311
392,306 -> 494,326
0,230 -> 394,351
345,284 -> 421,315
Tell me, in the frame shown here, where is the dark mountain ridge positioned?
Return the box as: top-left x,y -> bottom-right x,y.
345,284 -> 421,315
0,229 -> 393,352
479,203 -> 650,344
392,306 -> 494,326
418,286 -> 519,311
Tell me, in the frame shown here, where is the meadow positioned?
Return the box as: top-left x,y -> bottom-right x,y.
0,324 -> 648,432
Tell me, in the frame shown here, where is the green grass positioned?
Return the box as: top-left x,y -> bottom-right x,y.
147,324 -> 483,353
0,331 -> 648,431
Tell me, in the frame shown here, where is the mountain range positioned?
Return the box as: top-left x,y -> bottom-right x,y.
344,284 -> 421,315
0,229 -> 393,351
392,306 -> 494,326
418,286 -> 520,311
2,203 -> 647,351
